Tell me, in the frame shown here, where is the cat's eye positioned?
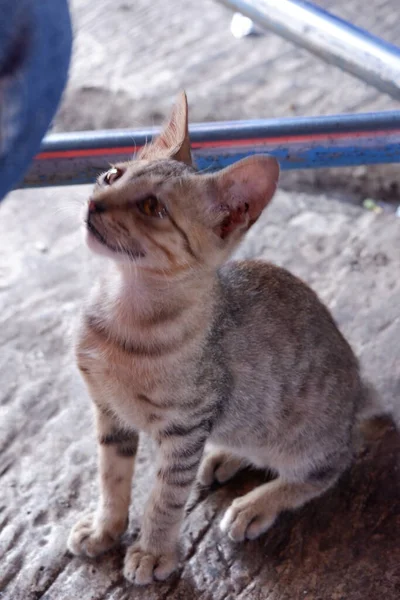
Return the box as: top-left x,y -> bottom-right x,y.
104,167 -> 123,185
136,196 -> 167,219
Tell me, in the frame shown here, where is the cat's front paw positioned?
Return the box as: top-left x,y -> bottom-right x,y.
123,542 -> 178,585
67,513 -> 126,557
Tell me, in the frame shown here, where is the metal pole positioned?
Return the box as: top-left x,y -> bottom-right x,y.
217,0 -> 400,99
21,111 -> 400,188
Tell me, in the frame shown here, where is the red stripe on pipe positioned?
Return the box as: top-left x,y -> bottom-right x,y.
35,128 -> 400,161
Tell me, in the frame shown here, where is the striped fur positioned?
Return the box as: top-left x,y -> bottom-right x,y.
67,93 -> 382,587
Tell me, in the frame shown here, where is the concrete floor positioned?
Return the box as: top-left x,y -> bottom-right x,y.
0,1 -> 399,598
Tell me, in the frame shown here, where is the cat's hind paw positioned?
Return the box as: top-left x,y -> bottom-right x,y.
67,513 -> 125,557
220,498 -> 276,542
197,450 -> 244,486
123,542 -> 178,585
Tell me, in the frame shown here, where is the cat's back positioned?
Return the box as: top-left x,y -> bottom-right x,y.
211,260 -> 361,450
217,259 -> 357,370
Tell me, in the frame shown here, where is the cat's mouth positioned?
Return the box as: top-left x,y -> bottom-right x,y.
86,219 -> 145,259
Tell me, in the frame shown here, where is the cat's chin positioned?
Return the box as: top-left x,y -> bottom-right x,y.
85,229 -> 117,259
85,228 -> 144,263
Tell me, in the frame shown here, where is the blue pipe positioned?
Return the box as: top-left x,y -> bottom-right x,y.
21,111 -> 400,188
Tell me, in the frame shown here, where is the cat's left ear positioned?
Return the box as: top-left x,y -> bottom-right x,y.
211,155 -> 280,239
139,91 -> 192,165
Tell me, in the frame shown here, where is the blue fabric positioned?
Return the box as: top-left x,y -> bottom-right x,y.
0,0 -> 72,200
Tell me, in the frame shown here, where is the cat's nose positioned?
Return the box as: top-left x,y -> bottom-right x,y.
88,199 -> 106,214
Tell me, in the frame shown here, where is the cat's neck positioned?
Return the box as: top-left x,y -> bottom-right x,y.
89,261 -> 217,333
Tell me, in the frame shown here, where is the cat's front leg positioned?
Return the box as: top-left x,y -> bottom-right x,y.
68,406 -> 138,557
124,421 -> 208,585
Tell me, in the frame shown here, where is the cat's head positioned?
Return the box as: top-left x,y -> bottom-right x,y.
84,92 -> 279,275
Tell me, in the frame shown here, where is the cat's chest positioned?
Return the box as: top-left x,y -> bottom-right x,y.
76,326 -> 190,430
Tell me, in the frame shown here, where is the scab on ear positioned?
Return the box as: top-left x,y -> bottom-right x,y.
213,155 -> 280,239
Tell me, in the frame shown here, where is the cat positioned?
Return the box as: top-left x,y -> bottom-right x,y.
67,92 -> 384,586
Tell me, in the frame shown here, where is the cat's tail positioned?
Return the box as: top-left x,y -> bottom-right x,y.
357,379 -> 399,428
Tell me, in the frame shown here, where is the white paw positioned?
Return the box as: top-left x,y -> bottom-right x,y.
220,499 -> 276,542
198,451 -> 244,486
123,542 -> 178,585
67,513 -> 125,557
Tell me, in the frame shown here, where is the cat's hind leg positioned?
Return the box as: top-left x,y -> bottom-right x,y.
220,463 -> 343,542
197,446 -> 248,486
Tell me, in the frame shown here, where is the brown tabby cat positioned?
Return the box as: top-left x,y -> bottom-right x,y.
67,92 -> 382,585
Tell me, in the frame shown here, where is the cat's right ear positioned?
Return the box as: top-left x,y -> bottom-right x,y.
138,91 -> 192,165
211,155 -> 279,240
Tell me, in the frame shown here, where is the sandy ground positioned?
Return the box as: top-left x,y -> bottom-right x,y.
0,1 -> 399,598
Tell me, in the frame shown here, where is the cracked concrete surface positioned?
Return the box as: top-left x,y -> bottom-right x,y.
1,0 -> 400,598
0,186 -> 399,599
